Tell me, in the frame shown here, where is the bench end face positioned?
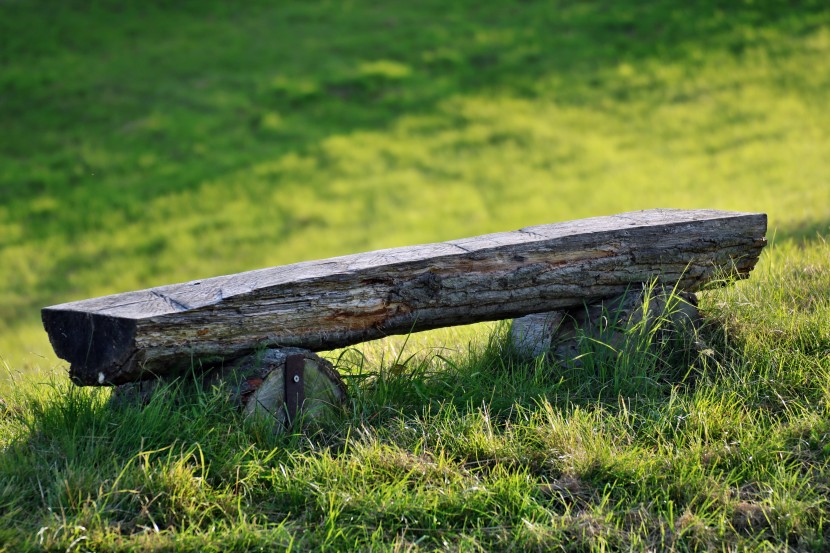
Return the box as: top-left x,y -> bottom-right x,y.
41,308 -> 138,385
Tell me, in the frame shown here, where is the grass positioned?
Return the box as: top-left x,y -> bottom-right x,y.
3,241 -> 830,551
1,0 -> 829,372
2,0 -> 830,549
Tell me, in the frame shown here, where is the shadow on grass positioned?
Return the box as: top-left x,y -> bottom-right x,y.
3,0 -> 826,206
0,312 -> 708,471
0,307 -> 811,549
5,241 -> 830,549
771,217 -> 830,245
335,315 -> 708,431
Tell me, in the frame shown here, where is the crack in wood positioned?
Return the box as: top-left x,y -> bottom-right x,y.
517,228 -> 548,240
151,291 -> 191,312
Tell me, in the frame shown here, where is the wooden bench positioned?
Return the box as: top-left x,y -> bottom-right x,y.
43,209 -> 766,390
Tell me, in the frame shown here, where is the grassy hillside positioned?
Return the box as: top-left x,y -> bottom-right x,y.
2,243 -> 830,551
2,0 -> 830,550
1,0 -> 829,375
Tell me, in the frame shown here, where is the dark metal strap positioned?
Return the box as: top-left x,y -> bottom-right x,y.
284,354 -> 305,426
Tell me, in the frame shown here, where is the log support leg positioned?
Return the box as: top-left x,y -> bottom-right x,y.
510,285 -> 703,365
111,347 -> 347,433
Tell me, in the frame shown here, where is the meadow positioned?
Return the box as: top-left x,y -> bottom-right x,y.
1,0 -> 830,550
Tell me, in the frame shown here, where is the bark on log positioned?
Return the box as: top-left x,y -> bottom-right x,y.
42,209 -> 767,385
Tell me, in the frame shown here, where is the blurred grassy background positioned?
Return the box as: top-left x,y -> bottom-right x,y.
1,0 -> 828,381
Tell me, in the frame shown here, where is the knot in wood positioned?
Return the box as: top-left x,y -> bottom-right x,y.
392,270 -> 443,303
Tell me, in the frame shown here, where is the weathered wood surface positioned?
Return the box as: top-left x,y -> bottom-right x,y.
42,209 -> 767,385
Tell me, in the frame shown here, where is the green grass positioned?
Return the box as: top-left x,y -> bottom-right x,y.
2,0 -> 830,549
1,0 -> 829,372
3,242 -> 830,551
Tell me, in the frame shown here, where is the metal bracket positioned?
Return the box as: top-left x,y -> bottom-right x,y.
284,354 -> 305,425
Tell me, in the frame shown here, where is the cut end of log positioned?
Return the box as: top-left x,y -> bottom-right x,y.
41,308 -> 138,386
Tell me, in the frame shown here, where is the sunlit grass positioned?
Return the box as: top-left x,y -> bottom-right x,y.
1,0 -> 828,373
2,1 -> 830,548
2,240 -> 830,550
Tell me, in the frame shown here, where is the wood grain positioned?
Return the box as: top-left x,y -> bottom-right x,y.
42,209 -> 767,385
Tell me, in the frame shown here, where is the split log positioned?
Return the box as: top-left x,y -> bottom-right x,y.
510,285 -> 702,364
42,209 -> 766,385
233,348 -> 347,429
111,348 -> 347,432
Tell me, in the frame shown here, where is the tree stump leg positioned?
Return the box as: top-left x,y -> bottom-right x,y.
224,348 -> 347,431
510,285 -> 702,365
510,311 -> 569,359
111,347 -> 347,433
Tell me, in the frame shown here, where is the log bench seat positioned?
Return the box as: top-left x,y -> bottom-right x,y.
42,208 -> 766,427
